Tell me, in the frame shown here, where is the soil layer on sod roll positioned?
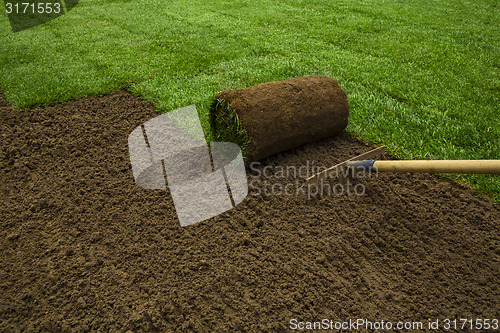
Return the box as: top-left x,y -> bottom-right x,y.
1,90 -> 499,332
210,75 -> 349,163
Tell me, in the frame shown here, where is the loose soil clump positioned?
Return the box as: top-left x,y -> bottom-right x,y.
1,91 -> 498,332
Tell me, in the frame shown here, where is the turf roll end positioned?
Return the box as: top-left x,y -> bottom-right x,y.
209,99 -> 250,157
210,75 -> 349,163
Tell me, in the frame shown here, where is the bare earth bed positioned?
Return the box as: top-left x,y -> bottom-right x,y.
1,90 -> 498,332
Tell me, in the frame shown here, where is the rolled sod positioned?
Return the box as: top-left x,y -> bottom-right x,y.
210,75 -> 349,163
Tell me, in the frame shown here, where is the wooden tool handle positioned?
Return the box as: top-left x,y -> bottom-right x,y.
373,160 -> 500,174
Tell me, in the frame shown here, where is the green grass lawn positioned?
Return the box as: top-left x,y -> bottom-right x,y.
1,0 -> 499,201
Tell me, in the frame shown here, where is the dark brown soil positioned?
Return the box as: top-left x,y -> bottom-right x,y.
1,90 -> 499,332
213,75 -> 349,162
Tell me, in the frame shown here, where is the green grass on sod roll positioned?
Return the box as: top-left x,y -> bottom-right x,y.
0,0 -> 498,202
210,99 -> 249,158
